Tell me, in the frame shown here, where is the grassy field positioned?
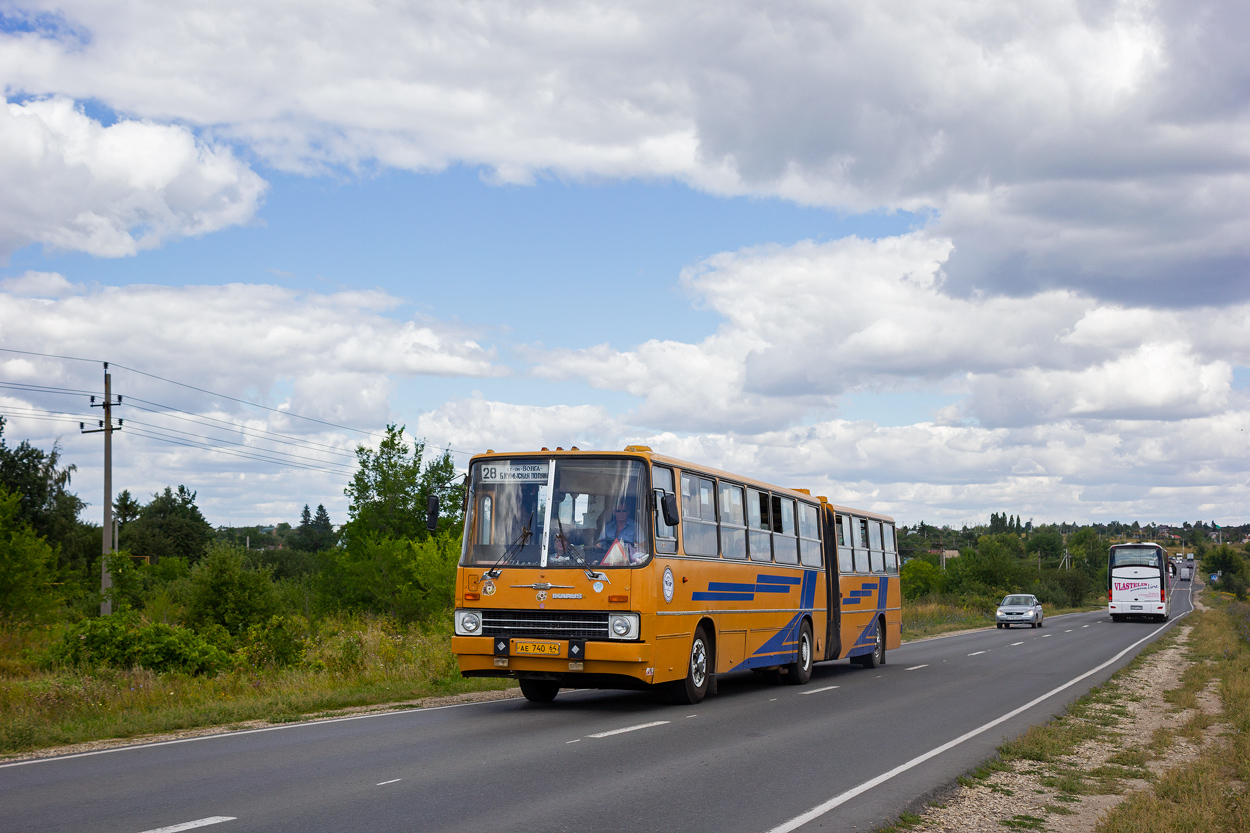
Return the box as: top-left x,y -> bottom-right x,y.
2,596 -> 1102,757
0,616 -> 510,756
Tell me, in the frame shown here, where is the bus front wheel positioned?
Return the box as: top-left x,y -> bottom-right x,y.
783,622 -> 814,685
671,625 -> 711,705
519,678 -> 560,703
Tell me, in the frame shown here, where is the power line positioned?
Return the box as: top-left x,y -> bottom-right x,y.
0,348 -> 478,458
122,418 -> 358,474
124,397 -> 359,459
123,427 -> 357,478
0,381 -> 99,396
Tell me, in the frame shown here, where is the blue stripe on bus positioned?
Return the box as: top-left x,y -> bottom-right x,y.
848,576 -> 889,656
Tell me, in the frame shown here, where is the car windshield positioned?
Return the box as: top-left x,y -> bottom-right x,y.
460,457 -> 651,568
1002,595 -> 1032,606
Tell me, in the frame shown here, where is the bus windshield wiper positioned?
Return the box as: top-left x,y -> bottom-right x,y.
555,514 -> 610,584
485,512 -> 533,579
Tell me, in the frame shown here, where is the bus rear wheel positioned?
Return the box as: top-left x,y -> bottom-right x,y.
855,619 -> 885,668
783,622 -> 814,685
671,625 -> 711,705
519,678 -> 560,703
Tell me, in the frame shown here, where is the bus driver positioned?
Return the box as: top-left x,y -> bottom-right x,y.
596,499 -> 641,564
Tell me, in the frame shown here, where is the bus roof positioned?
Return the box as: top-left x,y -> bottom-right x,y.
467,447 -> 897,525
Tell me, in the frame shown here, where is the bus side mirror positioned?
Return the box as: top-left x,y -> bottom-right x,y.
426,495 -> 439,533
660,493 -> 680,527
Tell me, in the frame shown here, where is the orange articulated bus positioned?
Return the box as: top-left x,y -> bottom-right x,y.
450,446 -> 901,704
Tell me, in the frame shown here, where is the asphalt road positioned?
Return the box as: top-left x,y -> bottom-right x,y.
1,584 -> 1194,833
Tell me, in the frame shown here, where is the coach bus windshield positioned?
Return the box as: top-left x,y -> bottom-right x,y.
461,457 -> 651,568
1110,547 -> 1163,569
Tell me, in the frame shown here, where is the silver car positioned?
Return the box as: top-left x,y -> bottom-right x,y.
996,594 -> 1044,629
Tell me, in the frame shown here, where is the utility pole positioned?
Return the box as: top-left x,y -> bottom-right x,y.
81,363 -> 122,616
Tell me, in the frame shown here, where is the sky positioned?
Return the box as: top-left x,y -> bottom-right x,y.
1,0 -> 1248,531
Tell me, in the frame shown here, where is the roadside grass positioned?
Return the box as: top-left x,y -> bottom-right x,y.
879,593 -> 1250,833
1095,596 -> 1250,833
0,614 -> 510,756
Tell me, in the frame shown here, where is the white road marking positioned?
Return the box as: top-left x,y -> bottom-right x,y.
905,665 -> 928,671
968,651 -> 986,656
762,612 -> 1188,833
587,720 -> 670,739
138,819 -> 235,833
686,714 -> 698,718
800,685 -> 840,695
1065,629 -> 1073,632
1009,642 -> 1023,646
376,779 -> 401,786
1042,634 -> 1052,638
1083,625 -> 1090,628
565,739 -> 580,744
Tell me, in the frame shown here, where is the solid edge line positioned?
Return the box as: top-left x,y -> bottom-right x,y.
763,606 -> 1190,833
138,817 -> 236,833
586,720 -> 670,738
0,695 -> 522,769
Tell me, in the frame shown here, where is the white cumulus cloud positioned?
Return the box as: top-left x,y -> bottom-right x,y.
0,97 -> 266,258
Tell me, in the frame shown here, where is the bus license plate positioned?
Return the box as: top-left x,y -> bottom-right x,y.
513,640 -> 561,656
1130,605 -> 1143,610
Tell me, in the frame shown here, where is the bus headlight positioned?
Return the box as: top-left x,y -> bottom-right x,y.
609,613 -> 639,640
455,610 -> 482,635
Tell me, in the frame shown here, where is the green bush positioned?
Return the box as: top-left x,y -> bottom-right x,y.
235,615 -> 309,669
184,545 -> 282,635
46,615 -> 229,675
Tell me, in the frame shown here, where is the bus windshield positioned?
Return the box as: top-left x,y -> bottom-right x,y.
461,457 -> 651,568
1110,547 -> 1162,570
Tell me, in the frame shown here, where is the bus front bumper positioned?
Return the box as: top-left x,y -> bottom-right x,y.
452,636 -> 653,680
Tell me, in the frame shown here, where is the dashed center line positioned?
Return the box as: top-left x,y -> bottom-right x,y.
138,819 -> 236,833
905,664 -> 928,671
587,720 -> 670,738
1009,642 -> 1024,646
1065,629 -> 1073,632
376,779 -> 401,786
1042,634 -> 1052,638
968,650 -> 986,656
800,685 -> 840,695
1083,625 -> 1090,628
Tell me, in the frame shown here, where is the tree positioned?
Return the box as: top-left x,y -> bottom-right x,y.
125,486 -> 214,564
341,424 -> 464,545
900,558 -> 943,600
0,487 -> 63,622
113,489 -> 141,531
0,417 -> 86,548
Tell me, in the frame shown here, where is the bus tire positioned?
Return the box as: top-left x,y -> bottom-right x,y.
783,621 -> 814,685
858,618 -> 885,668
671,625 -> 711,705
519,679 -> 560,703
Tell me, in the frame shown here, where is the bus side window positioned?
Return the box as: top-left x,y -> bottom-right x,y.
853,517 -> 869,573
835,515 -> 846,547
748,489 -> 772,562
719,482 -> 747,560
870,549 -> 884,573
653,466 -> 677,554
772,496 -> 799,565
681,473 -> 718,557
883,523 -> 895,553
798,502 -> 822,567
836,515 -> 853,573
869,521 -> 882,550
